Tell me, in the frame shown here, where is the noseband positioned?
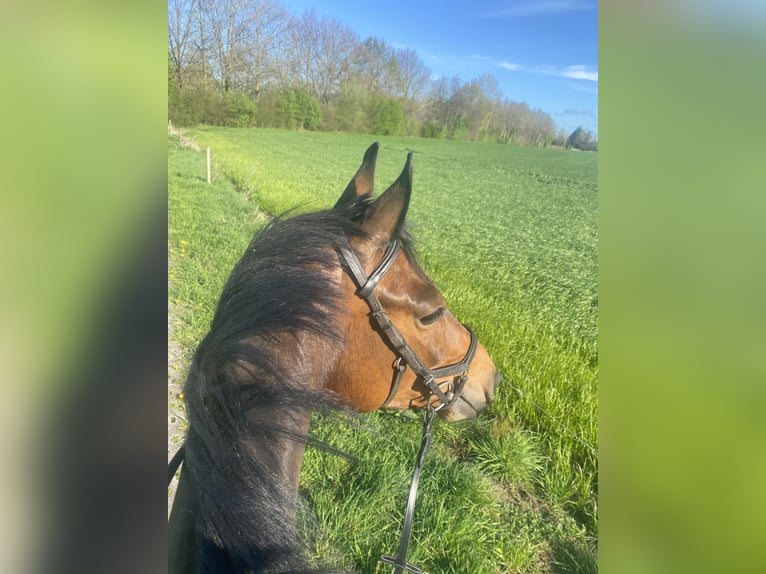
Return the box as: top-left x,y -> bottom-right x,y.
337,239 -> 478,412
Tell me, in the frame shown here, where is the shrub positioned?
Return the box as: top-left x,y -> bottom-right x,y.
366,93 -> 402,135
272,89 -> 322,131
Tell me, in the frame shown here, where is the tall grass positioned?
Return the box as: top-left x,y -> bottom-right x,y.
169,128 -> 598,573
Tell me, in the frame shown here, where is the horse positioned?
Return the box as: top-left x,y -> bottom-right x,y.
168,143 -> 501,573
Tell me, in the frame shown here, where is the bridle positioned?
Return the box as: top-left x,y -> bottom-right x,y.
336,239 -> 478,412
337,238 -> 479,574
168,238 -> 480,574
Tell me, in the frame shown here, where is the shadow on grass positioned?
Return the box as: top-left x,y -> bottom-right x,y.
551,535 -> 597,574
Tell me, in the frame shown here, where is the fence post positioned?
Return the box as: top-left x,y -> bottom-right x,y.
206,147 -> 211,184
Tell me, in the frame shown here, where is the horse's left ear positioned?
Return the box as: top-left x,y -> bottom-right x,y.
361,152 -> 413,243
334,142 -> 379,209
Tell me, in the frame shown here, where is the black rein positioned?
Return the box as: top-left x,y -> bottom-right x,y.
336,239 -> 478,574
167,238 -> 479,574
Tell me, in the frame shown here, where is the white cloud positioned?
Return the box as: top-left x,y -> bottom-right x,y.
496,61 -> 598,83
487,1 -> 595,18
561,65 -> 598,82
498,61 -> 521,71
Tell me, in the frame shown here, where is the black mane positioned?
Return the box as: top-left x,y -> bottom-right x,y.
181,199 -> 415,573
205,196 -> 416,353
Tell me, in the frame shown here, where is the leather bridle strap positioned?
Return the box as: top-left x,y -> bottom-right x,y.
380,405 -> 436,574
337,239 -> 481,573
167,444 -> 185,487
337,240 -> 478,411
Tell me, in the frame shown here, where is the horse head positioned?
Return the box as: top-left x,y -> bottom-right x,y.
327,143 -> 500,421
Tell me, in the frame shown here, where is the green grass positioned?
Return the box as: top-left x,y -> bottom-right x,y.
169,128 -> 597,573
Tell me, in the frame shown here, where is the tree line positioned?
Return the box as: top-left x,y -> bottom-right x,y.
168,0 -> 596,150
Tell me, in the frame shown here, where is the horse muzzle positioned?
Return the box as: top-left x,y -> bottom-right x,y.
437,368 -> 501,422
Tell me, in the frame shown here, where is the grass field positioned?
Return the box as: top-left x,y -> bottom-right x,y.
168,127 -> 598,573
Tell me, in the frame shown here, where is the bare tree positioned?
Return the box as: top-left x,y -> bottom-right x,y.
240,0 -> 290,97
351,37 -> 396,95
394,48 -> 431,101
288,10 -> 358,102
169,0 -> 561,143
168,0 -> 199,88
200,0 -> 258,92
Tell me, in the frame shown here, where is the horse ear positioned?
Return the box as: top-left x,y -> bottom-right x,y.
361,152 -> 413,242
334,142 -> 379,209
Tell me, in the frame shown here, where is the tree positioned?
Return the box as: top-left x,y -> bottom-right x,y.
351,37 -> 395,95
287,10 -> 358,103
553,128 -> 569,147
392,48 -> 431,135
278,89 -> 321,130
322,79 -> 368,133
394,48 -> 431,102
167,0 -> 574,145
168,0 -> 199,90
201,0 -> 254,93
366,94 -> 402,135
240,0 -> 290,98
422,75 -> 465,139
566,126 -> 598,151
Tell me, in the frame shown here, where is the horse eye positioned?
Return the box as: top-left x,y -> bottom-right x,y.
419,307 -> 445,326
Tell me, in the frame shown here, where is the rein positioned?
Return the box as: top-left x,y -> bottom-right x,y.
379,405 -> 436,574
337,239 -> 478,574
168,238 -> 478,574
168,444 -> 185,486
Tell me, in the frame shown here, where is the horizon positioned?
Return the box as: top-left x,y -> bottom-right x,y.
283,0 -> 598,137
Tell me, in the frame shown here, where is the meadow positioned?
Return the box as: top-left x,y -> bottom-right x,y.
168,127 -> 598,573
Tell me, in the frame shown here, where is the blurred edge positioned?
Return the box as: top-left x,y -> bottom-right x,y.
600,1 -> 766,574
1,0 -> 765,573
0,1 -> 167,573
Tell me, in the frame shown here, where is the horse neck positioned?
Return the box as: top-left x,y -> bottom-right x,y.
170,409 -> 313,574
243,407 -> 312,505
171,330 -> 341,574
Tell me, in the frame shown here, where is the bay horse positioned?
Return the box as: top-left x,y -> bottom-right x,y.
168,143 -> 500,573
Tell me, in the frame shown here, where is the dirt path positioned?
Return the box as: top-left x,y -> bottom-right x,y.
168,302 -> 187,517
168,127 -> 194,517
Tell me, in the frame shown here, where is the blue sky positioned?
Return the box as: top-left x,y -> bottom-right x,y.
283,0 -> 598,136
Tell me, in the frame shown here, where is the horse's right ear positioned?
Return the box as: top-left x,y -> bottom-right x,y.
334,142 -> 379,209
